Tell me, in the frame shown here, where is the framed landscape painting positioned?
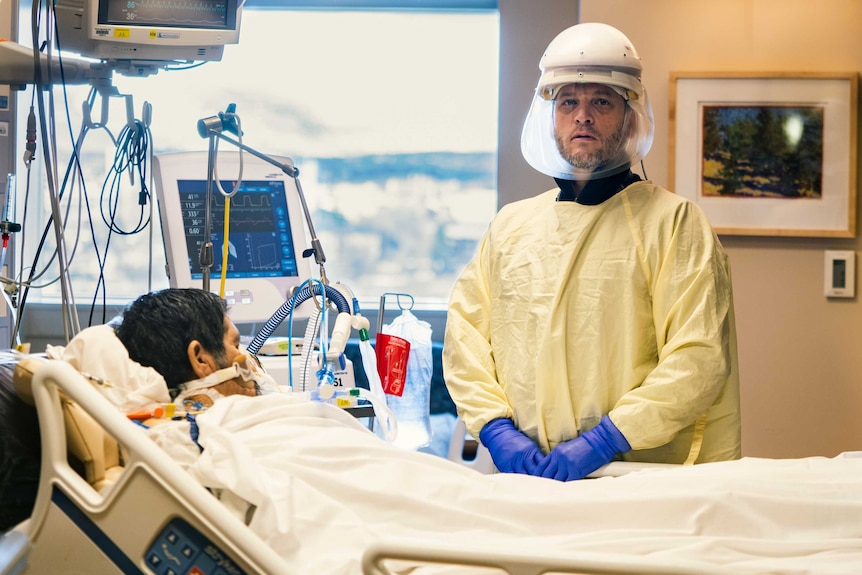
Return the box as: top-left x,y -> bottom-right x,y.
670,72 -> 858,237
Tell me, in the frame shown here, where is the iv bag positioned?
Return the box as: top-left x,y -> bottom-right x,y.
379,309 -> 433,450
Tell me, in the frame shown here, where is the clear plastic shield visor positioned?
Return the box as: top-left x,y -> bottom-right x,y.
521,76 -> 655,181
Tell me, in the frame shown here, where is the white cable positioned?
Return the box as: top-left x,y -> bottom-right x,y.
212,114 -> 244,198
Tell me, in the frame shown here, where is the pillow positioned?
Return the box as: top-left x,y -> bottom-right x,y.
45,325 -> 171,411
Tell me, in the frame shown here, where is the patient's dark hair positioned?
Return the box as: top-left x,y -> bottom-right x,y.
115,288 -> 229,392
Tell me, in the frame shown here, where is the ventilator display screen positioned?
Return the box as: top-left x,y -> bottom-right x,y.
154,151 -> 313,323
176,179 -> 302,280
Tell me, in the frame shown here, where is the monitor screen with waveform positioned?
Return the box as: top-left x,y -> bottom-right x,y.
101,0 -> 234,29
54,0 -> 241,63
155,151 -> 312,323
178,180 -> 301,280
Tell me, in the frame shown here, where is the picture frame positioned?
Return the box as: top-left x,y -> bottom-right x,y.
669,72 -> 858,237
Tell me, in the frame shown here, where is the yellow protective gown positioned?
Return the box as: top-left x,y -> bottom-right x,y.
443,181 -> 741,464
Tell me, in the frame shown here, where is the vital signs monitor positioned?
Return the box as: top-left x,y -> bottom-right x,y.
154,151 -> 313,324
53,0 -> 242,63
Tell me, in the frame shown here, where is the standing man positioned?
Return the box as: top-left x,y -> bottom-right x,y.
443,22 -> 740,481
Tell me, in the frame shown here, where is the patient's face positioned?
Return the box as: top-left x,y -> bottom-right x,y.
179,315 -> 259,409
219,316 -> 242,368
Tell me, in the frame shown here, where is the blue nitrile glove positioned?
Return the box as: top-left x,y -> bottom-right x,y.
536,415 -> 631,481
479,418 -> 545,475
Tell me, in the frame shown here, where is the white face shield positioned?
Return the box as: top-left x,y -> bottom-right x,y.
520,23 -> 655,181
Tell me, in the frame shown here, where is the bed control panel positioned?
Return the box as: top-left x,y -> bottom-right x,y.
145,517 -> 248,575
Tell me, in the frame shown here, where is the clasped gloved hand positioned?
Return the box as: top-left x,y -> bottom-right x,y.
535,415 -> 631,481
479,418 -> 545,475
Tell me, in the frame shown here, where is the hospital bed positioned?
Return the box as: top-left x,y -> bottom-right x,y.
0,356 -> 716,575
2,356 -> 861,574
0,355 -> 720,575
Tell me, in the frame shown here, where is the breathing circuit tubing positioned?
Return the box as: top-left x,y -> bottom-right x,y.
245,282 -> 351,356
245,282 -> 399,442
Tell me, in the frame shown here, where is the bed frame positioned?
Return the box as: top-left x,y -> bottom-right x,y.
361,538 -> 733,575
0,359 -> 290,574
0,358 -> 726,575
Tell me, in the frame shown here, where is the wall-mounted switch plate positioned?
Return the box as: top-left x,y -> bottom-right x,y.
824,250 -> 855,298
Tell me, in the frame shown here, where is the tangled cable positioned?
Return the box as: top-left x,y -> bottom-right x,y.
100,120 -> 152,235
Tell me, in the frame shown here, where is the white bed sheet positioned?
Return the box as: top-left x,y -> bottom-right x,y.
147,393 -> 862,575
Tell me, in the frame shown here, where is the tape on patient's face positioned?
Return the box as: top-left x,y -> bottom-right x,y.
175,354 -> 276,408
234,353 -> 277,391
175,366 -> 235,408
181,364 -> 240,393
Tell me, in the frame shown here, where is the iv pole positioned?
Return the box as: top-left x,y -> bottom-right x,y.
195,106 -> 329,291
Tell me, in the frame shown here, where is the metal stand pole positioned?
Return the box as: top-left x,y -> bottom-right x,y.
196,127 -> 329,285
198,134 -> 217,291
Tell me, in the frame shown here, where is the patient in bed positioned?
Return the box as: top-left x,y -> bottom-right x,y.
47,288 -> 269,414
115,288 -> 268,404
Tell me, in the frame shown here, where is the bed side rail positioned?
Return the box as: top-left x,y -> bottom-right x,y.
21,359 -> 291,575
361,537 -> 735,575
0,528 -> 29,575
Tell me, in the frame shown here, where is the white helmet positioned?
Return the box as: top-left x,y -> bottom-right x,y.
521,22 -> 655,181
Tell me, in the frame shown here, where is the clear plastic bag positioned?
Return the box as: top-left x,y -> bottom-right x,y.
379,309 -> 433,450
359,337 -> 398,442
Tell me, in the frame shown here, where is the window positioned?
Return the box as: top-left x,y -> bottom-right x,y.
14,2 -> 499,312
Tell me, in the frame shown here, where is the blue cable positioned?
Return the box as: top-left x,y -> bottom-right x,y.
286,283 -> 302,390
289,277 -> 326,391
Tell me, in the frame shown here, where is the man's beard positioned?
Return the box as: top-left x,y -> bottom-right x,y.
214,351 -> 232,370
556,124 -> 626,171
